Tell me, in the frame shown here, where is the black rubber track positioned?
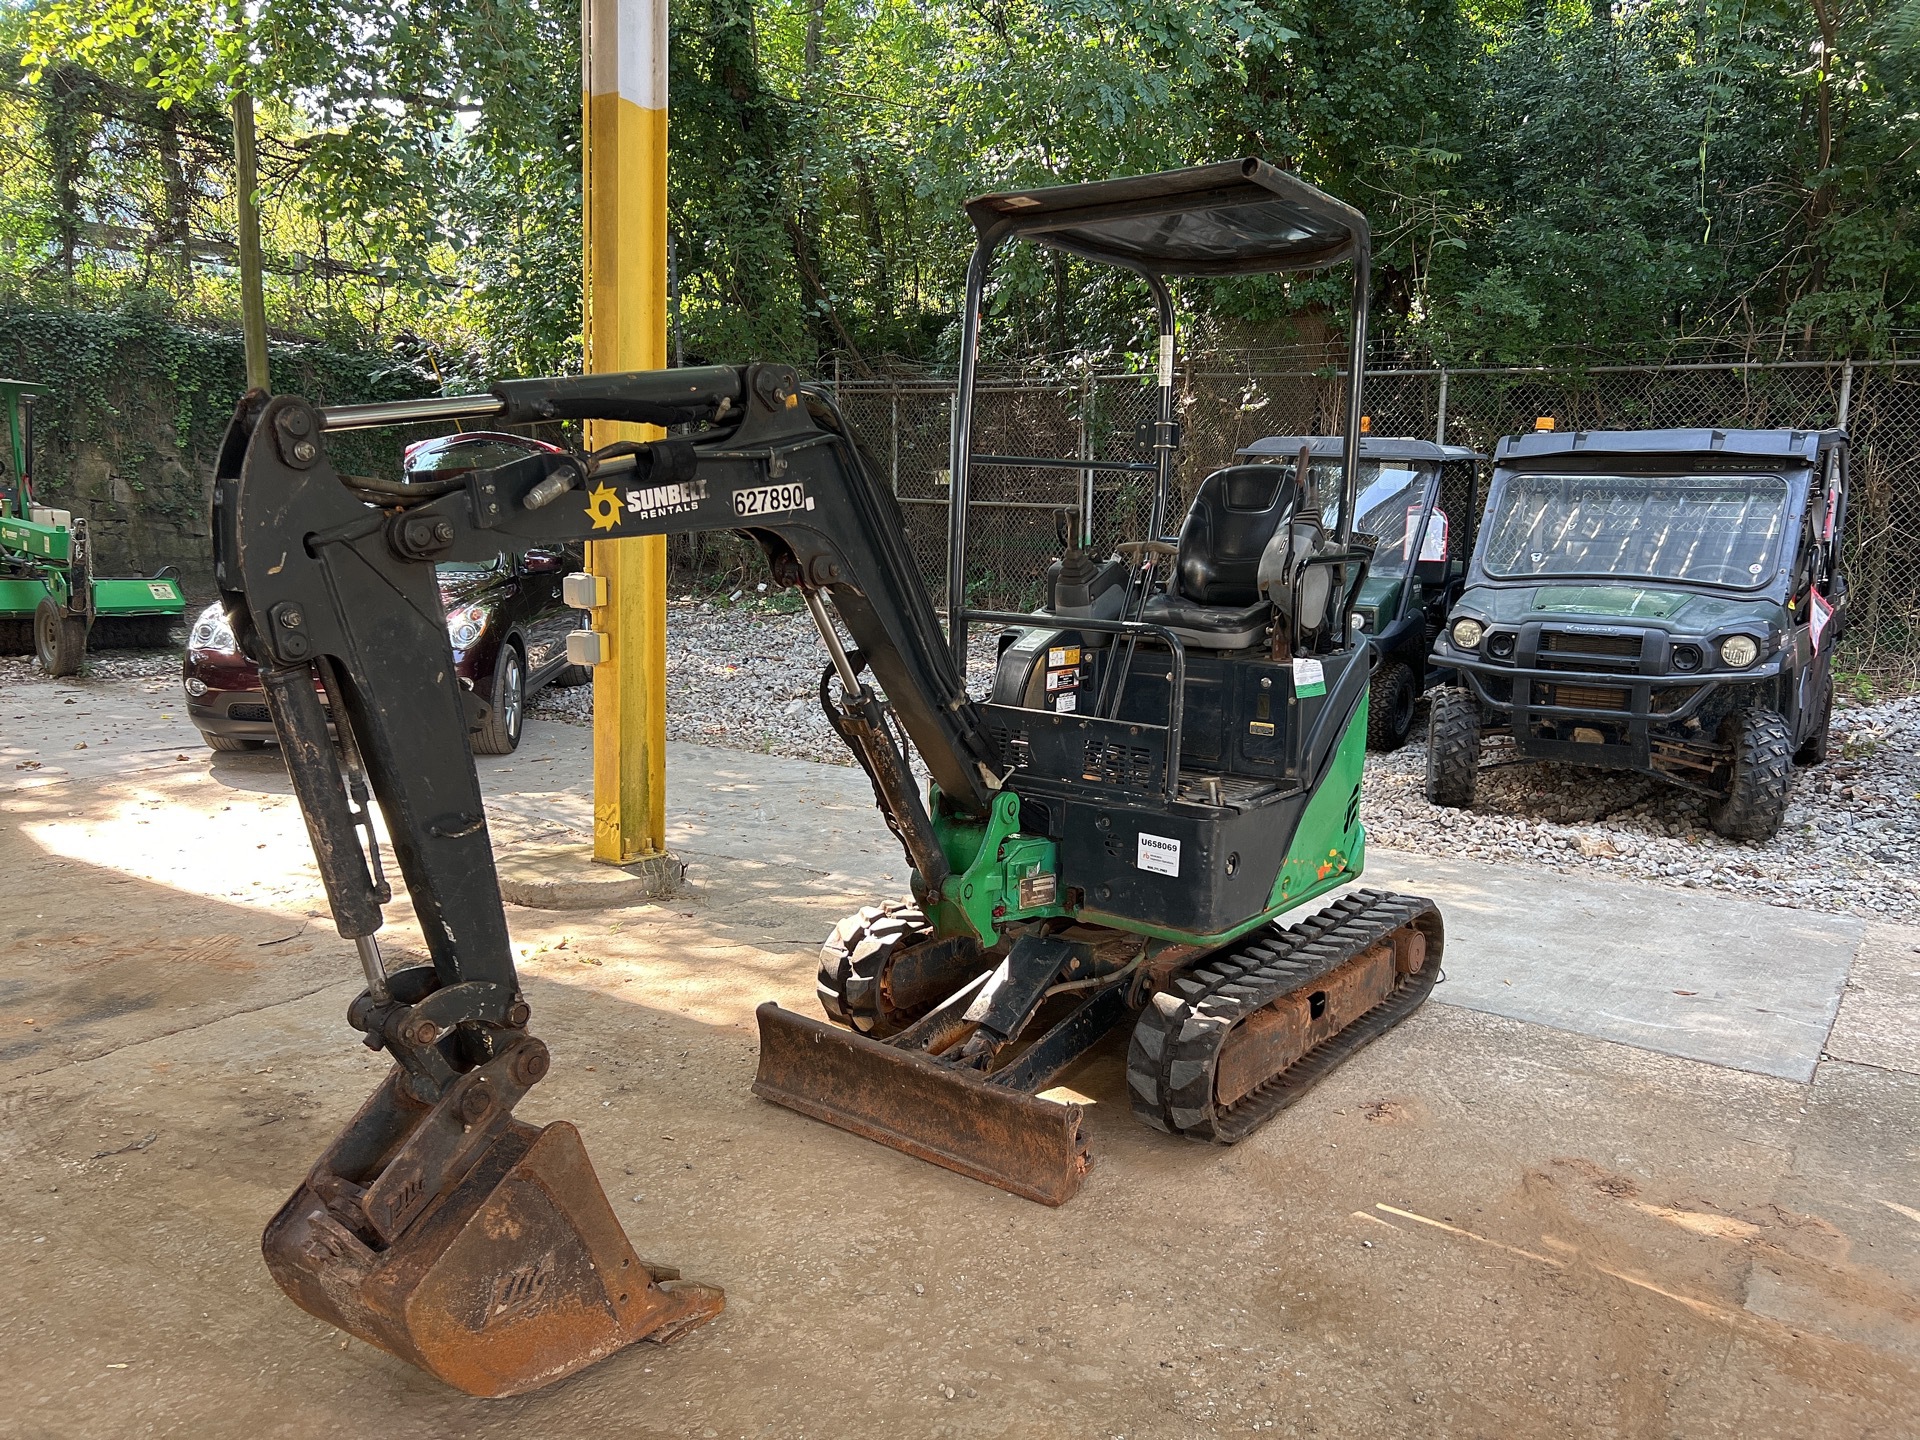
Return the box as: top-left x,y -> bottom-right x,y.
1127,888 -> 1443,1144
815,902 -> 932,1034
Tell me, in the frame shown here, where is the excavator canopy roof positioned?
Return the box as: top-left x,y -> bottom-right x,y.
964,158 -> 1367,277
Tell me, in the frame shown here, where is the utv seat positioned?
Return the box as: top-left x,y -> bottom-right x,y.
1143,464 -> 1299,648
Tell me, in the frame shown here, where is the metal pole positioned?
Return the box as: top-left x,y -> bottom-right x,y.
1433,368 -> 1449,446
946,238 -> 996,671
1837,357 -> 1855,428
582,0 -> 674,869
1336,234 -> 1371,546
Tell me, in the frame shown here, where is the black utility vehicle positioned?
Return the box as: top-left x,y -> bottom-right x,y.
1238,434 -> 1484,750
1426,425 -> 1848,841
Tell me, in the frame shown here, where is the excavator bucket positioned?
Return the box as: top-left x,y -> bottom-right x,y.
752,1002 -> 1094,1206
262,1059 -> 722,1398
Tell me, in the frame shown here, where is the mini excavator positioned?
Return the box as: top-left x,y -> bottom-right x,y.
212,160 -> 1442,1397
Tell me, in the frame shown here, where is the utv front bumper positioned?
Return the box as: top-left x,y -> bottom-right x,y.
1435,625 -> 1782,789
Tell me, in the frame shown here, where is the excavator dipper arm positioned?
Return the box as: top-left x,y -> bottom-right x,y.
212,362 -> 1000,1396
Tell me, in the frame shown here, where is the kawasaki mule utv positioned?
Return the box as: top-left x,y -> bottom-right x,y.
1426,425 -> 1847,841
1236,432 -> 1484,750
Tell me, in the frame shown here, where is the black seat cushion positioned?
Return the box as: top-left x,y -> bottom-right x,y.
1141,593 -> 1270,648
1171,464 -> 1300,605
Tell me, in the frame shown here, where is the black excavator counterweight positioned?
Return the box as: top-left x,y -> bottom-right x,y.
210,159 -> 1443,1397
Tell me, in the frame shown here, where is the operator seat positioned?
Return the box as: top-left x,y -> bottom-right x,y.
1143,464 -> 1299,648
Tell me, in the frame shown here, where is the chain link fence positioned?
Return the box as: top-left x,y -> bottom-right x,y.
824,358 -> 1919,684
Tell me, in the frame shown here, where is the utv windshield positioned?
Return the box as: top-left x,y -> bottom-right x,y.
1480,472 -> 1790,590
1312,461 -> 1436,577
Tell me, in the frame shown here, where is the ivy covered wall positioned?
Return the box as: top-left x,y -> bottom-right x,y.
0,303 -> 436,594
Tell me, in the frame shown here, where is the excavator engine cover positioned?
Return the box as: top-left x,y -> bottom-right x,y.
262,1057 -> 722,1398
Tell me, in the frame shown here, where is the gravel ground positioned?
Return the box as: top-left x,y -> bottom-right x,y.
0,644 -> 185,687
12,605 -> 1912,925
538,599 -> 1920,925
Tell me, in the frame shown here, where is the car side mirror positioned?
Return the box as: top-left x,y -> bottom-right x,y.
521,549 -> 562,574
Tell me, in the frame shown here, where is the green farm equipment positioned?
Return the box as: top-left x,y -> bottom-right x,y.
0,379 -> 186,674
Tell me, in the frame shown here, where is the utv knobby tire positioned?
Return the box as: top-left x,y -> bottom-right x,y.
1424,686 -> 1482,809
1366,661 -> 1418,752
33,598 -> 86,677
1709,708 -> 1794,842
816,902 -> 935,1036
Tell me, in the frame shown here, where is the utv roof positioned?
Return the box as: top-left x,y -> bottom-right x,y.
964,158 -> 1366,277
1495,427 -> 1844,467
1236,435 -> 1484,464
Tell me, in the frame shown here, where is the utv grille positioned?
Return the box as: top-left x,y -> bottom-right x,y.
1539,682 -> 1631,711
1542,630 -> 1642,659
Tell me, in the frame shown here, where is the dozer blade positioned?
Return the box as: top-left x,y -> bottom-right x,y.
263,1056 -> 722,1398
752,1002 -> 1092,1206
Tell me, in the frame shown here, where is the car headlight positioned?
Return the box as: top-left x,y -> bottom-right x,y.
1718,634 -> 1759,668
1450,617 -> 1485,650
188,607 -> 236,654
447,605 -> 487,650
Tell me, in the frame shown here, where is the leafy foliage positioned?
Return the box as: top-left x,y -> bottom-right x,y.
0,0 -> 1913,380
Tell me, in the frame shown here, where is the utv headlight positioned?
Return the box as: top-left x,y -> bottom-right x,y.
1718,634 -> 1759,668
1450,617 -> 1485,651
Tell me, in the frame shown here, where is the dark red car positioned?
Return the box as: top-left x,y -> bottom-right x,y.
183,432 -> 589,755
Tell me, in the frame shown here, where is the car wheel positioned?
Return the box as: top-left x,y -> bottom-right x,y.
473,640 -> 526,755
203,731 -> 267,752
1708,708 -> 1793,842
1366,661 -> 1418,752
552,662 -> 593,688
34,597 -> 87,677
1424,686 -> 1482,808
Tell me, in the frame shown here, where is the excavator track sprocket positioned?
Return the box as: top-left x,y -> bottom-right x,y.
1127,888 -> 1442,1143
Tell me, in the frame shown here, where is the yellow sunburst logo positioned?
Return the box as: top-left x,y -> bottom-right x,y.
585,484 -> 622,532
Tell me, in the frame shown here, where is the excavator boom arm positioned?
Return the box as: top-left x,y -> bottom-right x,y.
213,361 -> 997,1033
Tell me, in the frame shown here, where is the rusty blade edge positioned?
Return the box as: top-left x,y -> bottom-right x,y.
751,1002 -> 1090,1207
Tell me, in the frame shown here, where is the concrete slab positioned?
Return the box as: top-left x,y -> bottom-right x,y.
488,726 -> 1867,1083
1352,850 -> 1862,1083
4,676 -> 1920,1436
1825,922 -> 1920,1076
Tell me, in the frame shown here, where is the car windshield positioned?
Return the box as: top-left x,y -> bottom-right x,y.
1311,461 -> 1434,577
1480,472 -> 1791,588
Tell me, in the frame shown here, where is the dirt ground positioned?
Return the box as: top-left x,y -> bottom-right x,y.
2,676 -> 1918,1439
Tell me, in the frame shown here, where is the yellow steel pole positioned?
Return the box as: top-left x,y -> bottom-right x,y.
582,0 -> 671,866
